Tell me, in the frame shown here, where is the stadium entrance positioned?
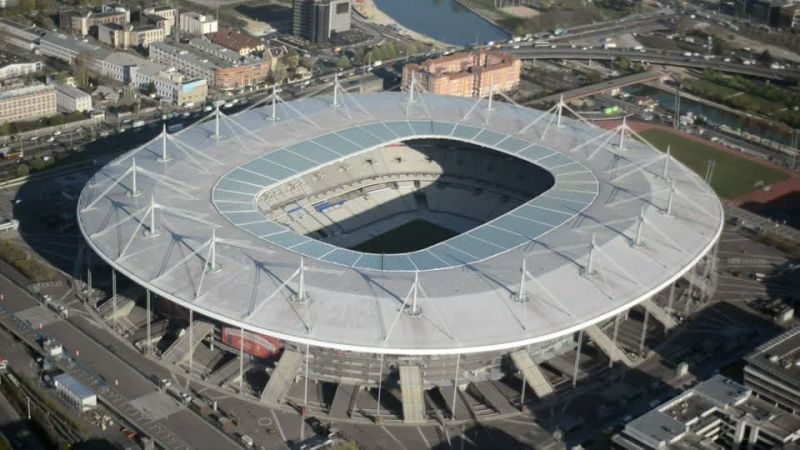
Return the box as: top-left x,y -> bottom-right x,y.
256,139 -> 554,254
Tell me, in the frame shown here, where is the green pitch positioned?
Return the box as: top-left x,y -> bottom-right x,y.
639,129 -> 788,199
351,219 -> 459,254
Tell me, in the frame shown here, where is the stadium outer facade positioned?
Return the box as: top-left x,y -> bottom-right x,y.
77,90 -> 723,422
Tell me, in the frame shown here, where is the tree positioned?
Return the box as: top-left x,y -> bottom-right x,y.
74,52 -> 94,90
15,164 -> 29,178
617,55 -> 631,72
335,55 -> 351,70
143,81 -> 156,96
299,56 -> 316,70
758,50 -> 772,64
282,52 -> 300,69
271,61 -> 287,83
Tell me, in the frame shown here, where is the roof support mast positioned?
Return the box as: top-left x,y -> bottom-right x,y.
161,123 -> 169,161
332,74 -> 340,109
149,194 -> 159,237
130,158 -> 140,197
271,84 -> 278,121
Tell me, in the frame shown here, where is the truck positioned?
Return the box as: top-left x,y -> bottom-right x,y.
603,42 -> 617,49
166,123 -> 184,133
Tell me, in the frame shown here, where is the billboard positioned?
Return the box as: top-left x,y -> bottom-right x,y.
221,327 -> 281,359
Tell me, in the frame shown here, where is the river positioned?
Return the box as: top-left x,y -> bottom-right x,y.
373,0 -> 509,47
625,85 -> 794,146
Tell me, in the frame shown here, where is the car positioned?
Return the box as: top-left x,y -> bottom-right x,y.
30,136 -> 38,141
53,130 -> 62,136
46,137 -> 55,143
203,105 -> 213,112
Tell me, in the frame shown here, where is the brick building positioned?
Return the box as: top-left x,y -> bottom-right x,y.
208,28 -> 266,56
402,49 -> 521,98
149,38 -> 270,91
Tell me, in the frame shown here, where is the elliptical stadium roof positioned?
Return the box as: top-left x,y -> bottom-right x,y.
77,91 -> 723,355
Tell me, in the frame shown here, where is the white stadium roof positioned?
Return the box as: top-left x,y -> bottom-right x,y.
77,91 -> 723,355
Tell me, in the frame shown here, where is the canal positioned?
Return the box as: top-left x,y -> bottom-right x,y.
625,85 -> 794,146
373,0 -> 509,47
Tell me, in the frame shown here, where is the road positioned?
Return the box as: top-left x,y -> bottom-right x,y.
0,273 -> 242,450
508,47 -> 800,81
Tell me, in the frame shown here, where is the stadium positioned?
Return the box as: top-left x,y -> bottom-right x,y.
76,88 -> 723,424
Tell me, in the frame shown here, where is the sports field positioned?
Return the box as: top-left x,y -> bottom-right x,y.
351,219 -> 458,253
639,129 -> 788,199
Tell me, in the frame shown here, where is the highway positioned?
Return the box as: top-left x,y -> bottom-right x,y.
508,47 -> 800,81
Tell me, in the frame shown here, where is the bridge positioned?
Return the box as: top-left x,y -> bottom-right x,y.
508,48 -> 800,81
531,70 -> 667,105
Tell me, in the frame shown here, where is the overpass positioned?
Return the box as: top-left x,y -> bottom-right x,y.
532,70 -> 666,105
551,11 -> 676,42
508,48 -> 800,81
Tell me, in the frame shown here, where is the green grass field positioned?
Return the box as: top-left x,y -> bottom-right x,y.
351,219 -> 458,254
638,129 -> 788,199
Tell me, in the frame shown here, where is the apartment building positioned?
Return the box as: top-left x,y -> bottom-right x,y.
40,32 -> 206,106
55,84 -> 92,112
59,4 -> 130,37
98,22 -> 165,49
143,5 -> 177,36
402,49 -> 521,98
179,12 -> 218,35
0,84 -> 56,124
149,38 -> 270,90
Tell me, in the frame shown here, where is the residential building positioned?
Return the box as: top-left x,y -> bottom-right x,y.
40,32 -> 206,106
0,59 -> 43,81
149,38 -> 270,90
143,5 -> 177,36
98,22 -> 165,49
0,18 -> 43,51
402,49 -> 521,98
179,12 -> 217,35
291,0 -> 351,43
0,84 -> 56,124
59,4 -> 130,37
0,0 -> 19,9
612,375 -> 800,449
744,326 -> 800,414
55,84 -> 92,112
208,28 -> 266,56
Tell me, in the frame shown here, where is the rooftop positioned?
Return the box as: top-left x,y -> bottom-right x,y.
0,83 -> 53,100
54,373 -> 95,400
208,27 -> 264,52
76,92 -> 722,355
746,326 -> 800,386
55,84 -> 90,99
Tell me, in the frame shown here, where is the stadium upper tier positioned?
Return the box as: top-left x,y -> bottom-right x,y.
77,92 -> 724,355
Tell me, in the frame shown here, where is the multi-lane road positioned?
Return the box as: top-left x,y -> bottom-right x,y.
508,47 -> 800,81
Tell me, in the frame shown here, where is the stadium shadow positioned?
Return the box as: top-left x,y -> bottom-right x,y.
741,191 -> 800,230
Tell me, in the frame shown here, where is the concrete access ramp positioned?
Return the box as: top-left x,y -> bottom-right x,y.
471,381 -> 515,414
440,384 -> 471,420
509,349 -> 554,398
160,320 -> 214,365
585,325 -> 635,367
641,298 -> 678,330
329,383 -> 359,418
260,350 -> 303,405
399,365 -> 426,424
